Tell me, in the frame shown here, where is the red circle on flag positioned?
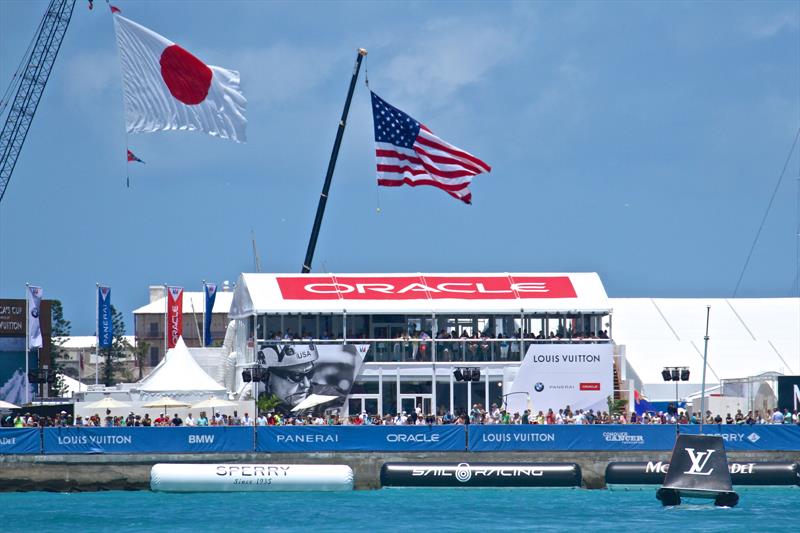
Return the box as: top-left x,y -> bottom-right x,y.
159,44 -> 212,105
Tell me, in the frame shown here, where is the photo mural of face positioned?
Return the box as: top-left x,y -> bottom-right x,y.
258,342 -> 368,414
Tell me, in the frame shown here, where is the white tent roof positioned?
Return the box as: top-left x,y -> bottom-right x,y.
133,291 -> 233,315
611,298 -> 800,384
58,373 -> 88,398
138,337 -> 225,394
229,272 -> 610,317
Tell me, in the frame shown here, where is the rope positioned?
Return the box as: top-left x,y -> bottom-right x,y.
733,127 -> 800,296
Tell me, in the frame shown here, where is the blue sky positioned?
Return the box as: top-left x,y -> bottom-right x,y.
0,0 -> 798,334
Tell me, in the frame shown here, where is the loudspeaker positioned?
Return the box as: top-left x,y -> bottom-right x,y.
241,369 -> 252,383
670,368 -> 679,381
469,368 -> 481,381
453,369 -> 464,381
661,369 -> 672,381
680,369 -> 690,381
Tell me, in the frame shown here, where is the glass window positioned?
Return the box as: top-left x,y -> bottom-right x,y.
346,314 -> 369,339
382,379 -> 397,415
301,314 -> 317,338
351,377 -> 379,395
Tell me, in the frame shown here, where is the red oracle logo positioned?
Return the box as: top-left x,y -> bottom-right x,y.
277,276 -> 577,300
580,383 -> 601,391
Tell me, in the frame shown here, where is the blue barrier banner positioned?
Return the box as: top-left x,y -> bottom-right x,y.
256,425 -> 466,452
0,429 -> 40,454
42,427 -> 254,454
468,425 -> 800,452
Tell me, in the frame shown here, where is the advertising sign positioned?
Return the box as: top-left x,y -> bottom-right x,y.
42,426 -> 253,454
276,275 -> 577,301
0,428 -> 40,454
256,425 -> 466,452
256,342 -> 369,415
507,343 -> 614,415
166,286 -> 183,349
0,300 -> 26,338
777,375 -> 800,412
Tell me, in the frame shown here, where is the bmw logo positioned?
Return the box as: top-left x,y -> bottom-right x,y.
534,382 -> 544,392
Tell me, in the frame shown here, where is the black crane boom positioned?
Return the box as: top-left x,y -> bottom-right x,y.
0,0 -> 76,203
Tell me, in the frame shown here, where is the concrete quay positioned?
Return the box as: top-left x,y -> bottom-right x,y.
1,450 -> 798,491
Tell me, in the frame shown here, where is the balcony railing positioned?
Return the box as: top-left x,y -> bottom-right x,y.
256,337 -> 612,364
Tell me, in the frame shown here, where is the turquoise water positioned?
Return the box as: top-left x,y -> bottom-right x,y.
0,488 -> 796,532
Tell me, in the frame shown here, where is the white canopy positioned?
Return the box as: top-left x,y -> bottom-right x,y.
139,337 -> 225,395
229,272 -> 610,317
58,373 -> 88,398
611,297 -> 800,384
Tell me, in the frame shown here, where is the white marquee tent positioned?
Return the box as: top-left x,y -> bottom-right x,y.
611,297 -> 800,387
138,337 -> 226,399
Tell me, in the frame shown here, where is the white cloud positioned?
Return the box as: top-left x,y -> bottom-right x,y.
742,10 -> 798,40
380,17 -> 528,107
231,43 -> 340,107
62,50 -> 120,103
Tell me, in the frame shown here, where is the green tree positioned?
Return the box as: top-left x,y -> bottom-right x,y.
133,340 -> 150,381
101,305 -> 130,386
49,300 -> 72,395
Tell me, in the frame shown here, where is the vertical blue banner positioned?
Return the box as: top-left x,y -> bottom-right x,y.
98,286 -> 113,348
203,282 -> 217,346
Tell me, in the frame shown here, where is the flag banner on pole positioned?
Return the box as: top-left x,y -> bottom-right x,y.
27,286 -> 43,349
166,286 -> 183,349
112,13 -> 247,142
98,286 -> 113,348
370,92 -> 490,205
203,282 -> 217,347
127,149 -> 145,163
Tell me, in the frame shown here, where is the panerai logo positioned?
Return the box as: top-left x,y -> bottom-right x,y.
683,448 -> 715,476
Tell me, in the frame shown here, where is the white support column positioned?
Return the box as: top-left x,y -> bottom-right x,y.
449,367 -> 454,415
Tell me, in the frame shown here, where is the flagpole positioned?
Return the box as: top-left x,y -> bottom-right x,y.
301,48 -> 368,273
95,283 -> 99,385
24,283 -> 30,405
201,280 -> 206,347
163,284 -> 168,358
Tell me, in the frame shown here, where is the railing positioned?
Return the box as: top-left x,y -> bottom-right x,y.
256,337 -> 613,363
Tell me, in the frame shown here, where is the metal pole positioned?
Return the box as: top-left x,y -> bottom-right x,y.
95,283 -> 99,385
301,48 -> 368,273
163,285 -> 168,358
201,280 -> 206,347
24,283 -> 30,404
700,306 -> 711,433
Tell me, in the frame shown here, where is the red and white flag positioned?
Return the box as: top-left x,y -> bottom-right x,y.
112,13 -> 246,142
371,92 -> 490,204
166,286 -> 183,349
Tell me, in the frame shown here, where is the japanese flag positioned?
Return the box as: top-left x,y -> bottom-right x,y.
112,13 -> 247,142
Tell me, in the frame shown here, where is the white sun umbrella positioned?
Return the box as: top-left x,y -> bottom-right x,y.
142,396 -> 191,416
0,400 -> 20,409
291,394 -> 338,412
191,396 -> 238,418
81,396 -> 131,411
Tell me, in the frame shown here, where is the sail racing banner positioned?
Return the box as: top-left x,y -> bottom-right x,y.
507,344 -> 614,415
42,427 -> 253,454
256,425 -> 466,452
468,424 -> 800,452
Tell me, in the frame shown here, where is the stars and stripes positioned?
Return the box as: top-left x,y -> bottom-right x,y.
371,91 -> 490,204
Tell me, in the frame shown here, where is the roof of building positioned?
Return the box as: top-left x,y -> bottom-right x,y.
228,272 -> 611,317
610,297 -> 800,384
133,291 -> 234,315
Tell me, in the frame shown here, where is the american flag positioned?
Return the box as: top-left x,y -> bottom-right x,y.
371,92 -> 490,204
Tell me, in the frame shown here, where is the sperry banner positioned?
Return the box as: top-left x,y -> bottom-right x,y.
276,276 -> 577,301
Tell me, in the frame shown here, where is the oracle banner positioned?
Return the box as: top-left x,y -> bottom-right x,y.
507,344 -> 614,415
166,286 -> 183,349
277,275 -> 577,301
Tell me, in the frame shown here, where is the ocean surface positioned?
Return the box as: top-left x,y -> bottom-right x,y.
0,487 -> 796,532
